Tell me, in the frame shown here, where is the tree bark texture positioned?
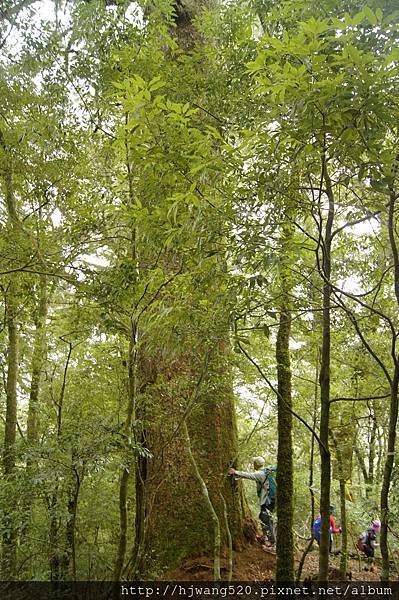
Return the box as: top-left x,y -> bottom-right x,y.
1,130 -> 19,579
113,333 -> 137,581
275,212 -> 294,581
184,420 -> 221,581
129,0 -> 250,577
379,184 -> 399,580
318,162 -> 334,581
26,273 -> 48,449
131,338 -> 248,576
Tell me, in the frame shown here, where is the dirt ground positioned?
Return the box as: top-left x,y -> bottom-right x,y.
164,544 -> 275,581
164,542 -> 398,581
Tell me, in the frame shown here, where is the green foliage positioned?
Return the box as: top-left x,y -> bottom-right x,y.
1,0 -> 399,582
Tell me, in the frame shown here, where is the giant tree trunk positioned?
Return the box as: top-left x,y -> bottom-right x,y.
275,211 -> 294,581
131,337 -> 248,576
128,0 -> 249,577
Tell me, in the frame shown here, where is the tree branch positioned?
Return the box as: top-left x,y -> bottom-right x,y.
236,337 -> 328,454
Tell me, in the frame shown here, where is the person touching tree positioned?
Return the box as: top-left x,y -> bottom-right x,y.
229,457 -> 276,548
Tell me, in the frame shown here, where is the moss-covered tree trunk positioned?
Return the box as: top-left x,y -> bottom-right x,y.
131,336 -> 248,576
63,451 -> 83,581
1,129 -> 19,580
113,121 -> 140,581
338,479 -> 347,577
330,428 -> 350,579
19,273 -> 49,577
26,273 -> 48,450
275,211 -> 294,581
380,181 -> 399,580
354,410 -> 377,500
2,286 -> 19,580
128,0 -> 250,577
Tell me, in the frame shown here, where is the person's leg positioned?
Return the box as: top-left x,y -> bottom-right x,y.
259,507 -> 275,545
364,546 -> 375,570
366,546 -> 374,561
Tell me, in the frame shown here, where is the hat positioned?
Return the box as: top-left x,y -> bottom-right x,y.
253,456 -> 265,469
371,519 -> 381,531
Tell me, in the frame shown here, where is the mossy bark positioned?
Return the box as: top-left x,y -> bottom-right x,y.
354,411 -> 377,500
184,420 -> 221,581
1,131 -> 19,579
275,212 -> 294,581
26,273 -> 48,449
131,338 -> 248,576
330,429 -> 349,578
2,286 -> 18,579
21,273 -> 48,574
128,0 -> 250,578
338,479 -> 347,578
380,183 -> 399,580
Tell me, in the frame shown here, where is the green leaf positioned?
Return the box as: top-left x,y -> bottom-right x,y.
363,6 -> 378,25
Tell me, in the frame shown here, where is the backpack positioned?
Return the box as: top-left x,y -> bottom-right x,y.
257,467 -> 277,501
313,516 -> 322,541
357,531 -> 367,551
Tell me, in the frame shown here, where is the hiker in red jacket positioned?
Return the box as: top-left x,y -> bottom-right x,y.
313,505 -> 342,551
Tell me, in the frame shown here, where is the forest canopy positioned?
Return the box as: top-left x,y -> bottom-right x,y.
0,0 -> 398,587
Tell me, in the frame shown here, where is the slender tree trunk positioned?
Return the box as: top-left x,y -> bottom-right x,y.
27,274 -> 48,449
330,430 -> 348,578
113,125 -> 139,580
338,479 -> 347,577
318,162 -> 334,581
275,212 -> 294,581
20,274 -> 49,577
380,369 -> 399,580
48,342 -> 74,580
1,130 -> 19,580
367,410 -> 377,496
49,492 -> 61,581
113,335 -> 137,581
64,457 -> 82,581
380,182 -> 399,580
2,287 -> 19,579
296,347 -> 319,584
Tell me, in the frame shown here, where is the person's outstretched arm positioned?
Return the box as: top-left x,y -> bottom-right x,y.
228,468 -> 265,482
